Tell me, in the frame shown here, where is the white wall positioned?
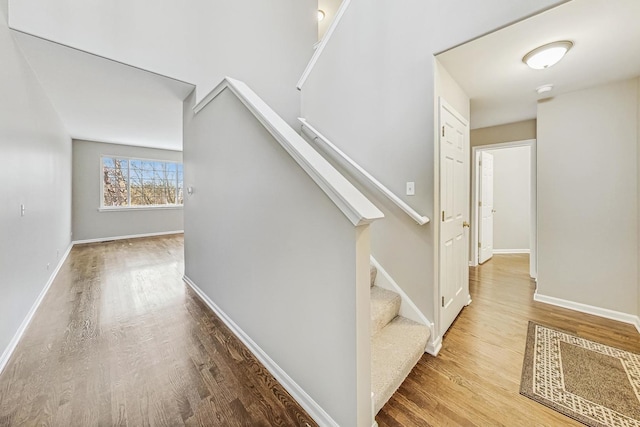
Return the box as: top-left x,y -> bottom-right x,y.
300,0 -> 559,325
0,8 -> 71,360
537,78 -> 639,315
486,146 -> 530,252
183,88 -> 370,426
436,60 -> 470,121
72,139 -> 183,242
9,0 -> 316,128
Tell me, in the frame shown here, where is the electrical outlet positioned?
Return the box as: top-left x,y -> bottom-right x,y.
406,182 -> 415,196
46,263 -> 50,271
20,204 -> 25,217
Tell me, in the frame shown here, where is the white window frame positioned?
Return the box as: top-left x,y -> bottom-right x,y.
99,155 -> 184,211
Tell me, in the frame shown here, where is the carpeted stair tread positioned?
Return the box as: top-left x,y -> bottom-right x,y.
370,286 -> 401,336
371,316 -> 430,414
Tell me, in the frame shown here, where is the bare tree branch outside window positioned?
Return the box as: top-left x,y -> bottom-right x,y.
102,157 -> 183,208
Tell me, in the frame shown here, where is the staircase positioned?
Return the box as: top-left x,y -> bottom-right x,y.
370,265 -> 430,414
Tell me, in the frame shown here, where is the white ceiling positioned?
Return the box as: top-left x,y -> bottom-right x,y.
437,0 -> 640,130
14,32 -> 194,151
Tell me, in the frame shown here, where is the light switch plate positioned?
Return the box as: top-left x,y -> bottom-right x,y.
406,182 -> 415,196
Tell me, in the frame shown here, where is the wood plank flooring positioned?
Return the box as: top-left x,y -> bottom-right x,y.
5,240 -> 640,426
377,254 -> 640,427
0,235 -> 315,427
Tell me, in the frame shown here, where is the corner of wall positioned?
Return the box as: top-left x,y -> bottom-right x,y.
434,59 -> 471,122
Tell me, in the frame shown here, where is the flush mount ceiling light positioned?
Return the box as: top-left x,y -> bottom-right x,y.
317,10 -> 326,21
523,41 -> 573,70
536,84 -> 554,95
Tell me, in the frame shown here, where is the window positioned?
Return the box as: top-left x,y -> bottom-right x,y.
102,157 -> 183,208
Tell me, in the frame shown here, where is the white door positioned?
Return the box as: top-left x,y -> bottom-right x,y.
439,99 -> 470,336
478,152 -> 494,264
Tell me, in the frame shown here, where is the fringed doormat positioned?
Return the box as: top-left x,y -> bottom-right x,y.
520,322 -> 640,427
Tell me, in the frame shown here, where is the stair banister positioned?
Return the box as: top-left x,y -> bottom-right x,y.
299,118 -> 430,226
297,0 -> 352,90
194,78 -> 384,227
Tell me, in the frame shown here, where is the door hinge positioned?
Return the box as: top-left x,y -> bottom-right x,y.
442,296 -> 445,307
479,201 -> 482,207
442,126 -> 445,137
479,160 -> 482,167
442,211 -> 445,222
478,242 -> 481,248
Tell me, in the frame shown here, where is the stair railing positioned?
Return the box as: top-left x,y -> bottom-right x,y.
299,118 -> 430,225
297,0 -> 353,90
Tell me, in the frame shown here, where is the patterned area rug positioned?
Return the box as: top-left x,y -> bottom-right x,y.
520,322 -> 640,427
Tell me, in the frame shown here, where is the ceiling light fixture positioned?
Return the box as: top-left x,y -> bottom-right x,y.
523,41 -> 573,70
536,84 -> 554,95
317,10 -> 326,22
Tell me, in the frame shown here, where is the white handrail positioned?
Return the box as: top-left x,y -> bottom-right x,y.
192,77 -> 384,227
298,118 -> 430,226
297,0 -> 352,90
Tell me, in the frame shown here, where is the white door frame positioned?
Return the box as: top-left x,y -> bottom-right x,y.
470,139 -> 537,279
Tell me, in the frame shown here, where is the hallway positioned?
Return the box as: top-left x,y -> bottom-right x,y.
377,254 -> 640,426
0,235 -> 315,426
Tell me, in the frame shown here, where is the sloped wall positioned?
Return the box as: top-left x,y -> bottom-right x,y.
9,0 -> 316,128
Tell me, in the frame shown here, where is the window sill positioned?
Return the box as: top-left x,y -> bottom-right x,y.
99,205 -> 183,212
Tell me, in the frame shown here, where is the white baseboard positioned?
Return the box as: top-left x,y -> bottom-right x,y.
493,249 -> 530,254
424,296 -> 471,356
426,335 -> 442,356
0,242 -> 73,375
370,256 -> 436,354
183,275 -> 340,427
73,230 -> 184,245
534,292 -> 640,333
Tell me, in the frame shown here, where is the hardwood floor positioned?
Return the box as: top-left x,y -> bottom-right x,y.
377,254 -> 640,427
0,235 -> 315,427
5,242 -> 640,427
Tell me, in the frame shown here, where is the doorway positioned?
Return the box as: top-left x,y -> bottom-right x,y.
470,139 -> 537,279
